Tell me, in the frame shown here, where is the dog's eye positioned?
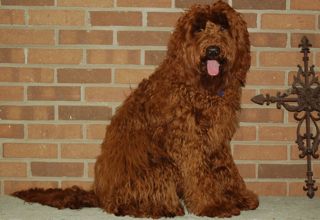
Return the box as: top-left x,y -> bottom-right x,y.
192,15 -> 207,34
210,12 -> 230,31
192,24 -> 205,34
192,25 -> 205,34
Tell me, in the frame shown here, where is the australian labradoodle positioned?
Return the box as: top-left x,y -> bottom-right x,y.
13,1 -> 259,218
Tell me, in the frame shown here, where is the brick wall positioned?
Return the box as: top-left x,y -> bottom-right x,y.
0,0 -> 319,197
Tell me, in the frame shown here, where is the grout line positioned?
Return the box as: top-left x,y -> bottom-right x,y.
111,67 -> 116,84
142,10 -> 147,27
286,0 -> 290,10
141,49 -> 145,65
113,30 -> 118,45
85,10 -> 90,28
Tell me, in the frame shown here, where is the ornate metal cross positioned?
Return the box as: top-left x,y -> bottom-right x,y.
251,36 -> 320,198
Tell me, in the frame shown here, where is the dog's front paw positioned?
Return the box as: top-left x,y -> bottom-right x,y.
237,190 -> 259,211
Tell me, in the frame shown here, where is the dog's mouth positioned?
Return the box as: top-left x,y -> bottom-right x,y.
207,59 -> 220,76
200,45 -> 226,77
201,58 -> 226,77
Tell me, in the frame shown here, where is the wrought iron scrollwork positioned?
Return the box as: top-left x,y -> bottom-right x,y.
251,36 -> 320,198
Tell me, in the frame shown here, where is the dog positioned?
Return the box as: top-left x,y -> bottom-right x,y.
13,1 -> 259,218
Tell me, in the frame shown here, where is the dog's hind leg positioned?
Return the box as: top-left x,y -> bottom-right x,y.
94,146 -> 184,218
116,168 -> 184,218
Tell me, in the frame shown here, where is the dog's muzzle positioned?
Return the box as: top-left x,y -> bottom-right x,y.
205,46 -> 221,76
206,46 -> 220,59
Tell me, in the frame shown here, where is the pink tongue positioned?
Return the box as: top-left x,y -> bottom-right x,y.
207,60 -> 220,76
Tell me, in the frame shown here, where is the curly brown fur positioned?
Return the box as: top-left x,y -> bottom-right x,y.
13,1 -> 258,218
13,186 -> 99,209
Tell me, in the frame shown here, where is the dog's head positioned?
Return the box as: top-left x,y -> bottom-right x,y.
167,1 -> 250,91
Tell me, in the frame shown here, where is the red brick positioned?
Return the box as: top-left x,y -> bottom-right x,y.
4,181 -> 58,195
57,68 -> 111,83
234,145 -> 287,160
241,89 -> 256,105
115,68 -> 152,84
0,162 -> 27,177
57,0 -> 113,7
312,164 -> 320,179
236,164 -> 256,178
87,50 -> 140,65
88,162 -> 95,178
0,29 -> 54,45
291,0 -> 320,10
247,70 -> 285,86
260,52 -> 304,67
118,0 -> 171,7
233,0 -> 286,9
175,0 -> 215,8
246,182 -> 287,196
291,33 -> 320,48
86,124 -> 106,140
242,13 -> 257,29
0,105 -> 54,120
28,49 -> 83,64
118,31 -> 170,46
250,33 -> 287,48
288,182 -> 306,196
259,126 -> 296,141
28,124 -> 82,139
145,50 -> 166,65
250,51 -> 257,67
31,162 -> 84,177
0,86 -> 24,101
1,0 -> 54,6
3,143 -> 58,158
61,144 -> 100,159
29,10 -> 85,26
258,164 -> 305,178
233,126 -> 256,141
28,86 -> 80,101
85,87 -> 132,102
261,14 -> 316,30
290,145 -> 305,160
0,48 -> 24,63
147,12 -> 181,27
90,11 -> 142,26
59,30 -> 112,45
59,106 -> 112,120
62,181 -> 93,191
0,67 -> 53,83
0,9 -> 24,24
240,108 -> 284,123
0,124 -> 24,138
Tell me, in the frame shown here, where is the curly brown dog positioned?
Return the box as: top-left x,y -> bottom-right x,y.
13,1 -> 259,218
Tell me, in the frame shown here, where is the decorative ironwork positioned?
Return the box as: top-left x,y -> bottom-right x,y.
251,36 -> 320,198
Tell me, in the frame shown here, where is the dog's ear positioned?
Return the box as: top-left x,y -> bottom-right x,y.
166,12 -> 186,59
212,1 -> 251,86
167,5 -> 207,58
231,13 -> 250,86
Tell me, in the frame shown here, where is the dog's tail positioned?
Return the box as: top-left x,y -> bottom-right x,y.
12,186 -> 100,209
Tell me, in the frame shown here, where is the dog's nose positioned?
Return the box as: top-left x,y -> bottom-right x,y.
206,46 -> 220,59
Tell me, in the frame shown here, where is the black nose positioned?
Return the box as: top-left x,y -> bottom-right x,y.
206,46 -> 220,59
